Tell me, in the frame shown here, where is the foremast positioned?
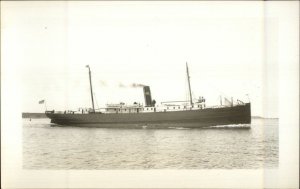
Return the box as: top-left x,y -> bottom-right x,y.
86,65 -> 95,113
186,62 -> 193,106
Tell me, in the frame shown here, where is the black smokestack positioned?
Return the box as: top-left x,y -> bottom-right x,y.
143,86 -> 152,106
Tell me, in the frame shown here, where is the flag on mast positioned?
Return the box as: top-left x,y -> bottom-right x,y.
38,100 -> 45,104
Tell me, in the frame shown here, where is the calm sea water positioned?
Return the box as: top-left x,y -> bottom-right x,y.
23,118 -> 278,169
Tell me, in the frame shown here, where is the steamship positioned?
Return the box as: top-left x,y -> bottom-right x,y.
45,64 -> 251,128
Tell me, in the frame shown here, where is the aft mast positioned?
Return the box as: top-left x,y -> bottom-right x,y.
86,65 -> 95,113
186,62 -> 193,106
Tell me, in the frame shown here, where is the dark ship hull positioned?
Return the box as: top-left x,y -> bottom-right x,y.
45,103 -> 251,128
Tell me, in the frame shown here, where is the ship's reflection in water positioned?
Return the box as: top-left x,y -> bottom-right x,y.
23,118 -> 278,169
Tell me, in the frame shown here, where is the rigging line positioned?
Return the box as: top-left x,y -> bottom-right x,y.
192,92 -> 197,101
93,92 -> 100,110
184,71 -> 189,105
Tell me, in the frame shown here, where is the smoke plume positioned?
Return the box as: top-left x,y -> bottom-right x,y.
99,80 -> 107,86
118,82 -> 146,88
118,83 -> 126,88
131,83 -> 146,88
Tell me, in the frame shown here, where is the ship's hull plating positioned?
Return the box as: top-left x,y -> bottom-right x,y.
46,103 -> 251,128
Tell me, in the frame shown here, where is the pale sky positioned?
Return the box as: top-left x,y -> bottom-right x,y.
2,1 -> 282,117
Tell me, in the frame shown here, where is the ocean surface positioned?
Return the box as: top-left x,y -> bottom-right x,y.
23,118 -> 278,169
